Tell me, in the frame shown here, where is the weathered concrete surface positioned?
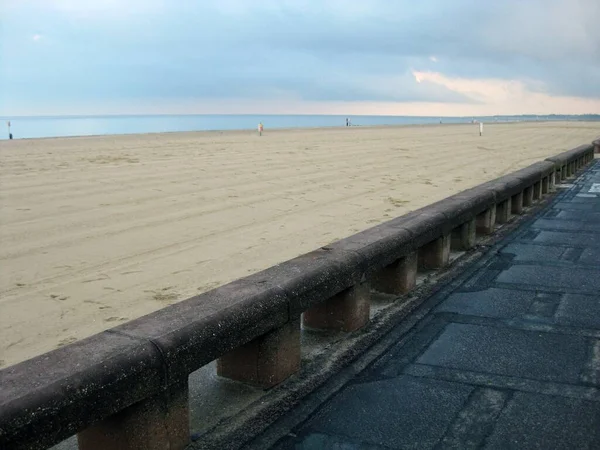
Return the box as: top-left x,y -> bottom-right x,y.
261,160 -> 600,450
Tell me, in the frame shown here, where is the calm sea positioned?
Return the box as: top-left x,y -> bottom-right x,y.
0,114 -> 587,140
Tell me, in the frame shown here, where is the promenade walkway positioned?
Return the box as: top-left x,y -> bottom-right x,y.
261,160 -> 600,449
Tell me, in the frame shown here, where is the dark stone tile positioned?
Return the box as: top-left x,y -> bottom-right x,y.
531,218 -> 600,232
273,432 -> 390,450
303,376 -> 472,449
417,323 -> 589,384
484,392 -> 600,450
532,230 -> 600,247
555,294 -> 600,329
556,210 -> 600,222
565,196 -> 600,203
552,202 -> 600,211
436,288 -> 536,319
496,265 -> 600,293
579,248 -> 600,266
499,244 -> 565,262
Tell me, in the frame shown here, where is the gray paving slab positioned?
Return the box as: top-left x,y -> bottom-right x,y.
555,209 -> 600,222
532,218 -> 600,232
416,323 -> 590,384
496,264 -> 600,293
499,243 -> 567,262
484,392 -> 600,450
259,161 -> 600,450
555,293 -> 600,329
530,230 -> 600,247
551,201 -> 600,211
579,248 -> 600,265
290,376 -> 473,449
436,288 -> 539,319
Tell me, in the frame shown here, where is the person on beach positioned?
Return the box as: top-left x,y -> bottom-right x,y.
346,118 -> 349,127
258,122 -> 264,136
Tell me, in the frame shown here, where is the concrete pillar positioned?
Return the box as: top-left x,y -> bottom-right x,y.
496,199 -> 511,224
533,181 -> 542,200
418,235 -> 450,270
371,252 -> 417,295
78,382 -> 189,450
476,208 -> 496,235
561,165 -> 567,180
451,219 -> 476,251
523,186 -> 534,207
217,319 -> 300,388
511,191 -> 524,215
303,282 -> 370,332
550,172 -> 556,191
541,177 -> 549,195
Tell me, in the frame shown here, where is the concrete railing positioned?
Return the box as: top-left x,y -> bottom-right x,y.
593,138 -> 600,154
0,142 -> 596,450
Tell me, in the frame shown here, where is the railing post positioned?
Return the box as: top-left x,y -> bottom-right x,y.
216,319 -> 301,388
303,282 -> 370,332
476,207 -> 496,234
78,381 -> 189,450
451,219 -> 476,250
523,185 -> 534,207
496,199 -> 511,224
418,235 -> 450,269
511,191 -> 524,215
533,181 -> 542,200
371,252 -> 418,295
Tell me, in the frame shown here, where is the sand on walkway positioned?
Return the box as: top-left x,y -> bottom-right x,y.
1,121 -> 598,367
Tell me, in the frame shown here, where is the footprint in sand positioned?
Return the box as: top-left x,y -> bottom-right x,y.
148,287 -> 178,302
58,337 -> 77,347
387,197 -> 409,207
104,316 -> 128,323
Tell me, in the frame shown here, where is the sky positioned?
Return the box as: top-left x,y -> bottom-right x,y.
1,0 -> 599,117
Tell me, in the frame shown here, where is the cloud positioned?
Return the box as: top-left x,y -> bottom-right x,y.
32,34 -> 42,41
1,0 -> 599,116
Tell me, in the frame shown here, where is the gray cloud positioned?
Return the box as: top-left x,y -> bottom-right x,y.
2,0 -> 600,113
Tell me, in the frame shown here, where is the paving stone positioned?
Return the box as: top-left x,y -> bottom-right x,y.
436,288 -> 537,319
496,265 -> 600,293
302,376 -> 473,449
484,392 -> 600,450
551,201 -> 600,211
579,248 -> 600,266
531,230 -> 600,247
273,432 -> 391,450
555,294 -> 600,329
417,323 -> 589,384
532,218 -> 600,232
499,244 -> 566,262
556,210 -> 600,222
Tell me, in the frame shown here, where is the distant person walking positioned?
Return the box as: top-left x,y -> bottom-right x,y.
345,118 -> 349,127
258,122 -> 264,136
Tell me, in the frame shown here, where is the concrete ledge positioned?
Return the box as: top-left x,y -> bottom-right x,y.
546,144 -> 594,174
593,139 -> 600,154
0,333 -> 164,450
114,275 -> 290,382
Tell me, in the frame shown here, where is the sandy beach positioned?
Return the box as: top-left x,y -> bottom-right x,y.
0,121 -> 598,367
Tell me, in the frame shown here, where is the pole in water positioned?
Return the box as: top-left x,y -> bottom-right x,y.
6,120 -> 11,139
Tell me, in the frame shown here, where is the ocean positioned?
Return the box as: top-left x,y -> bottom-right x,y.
0,114 -> 595,140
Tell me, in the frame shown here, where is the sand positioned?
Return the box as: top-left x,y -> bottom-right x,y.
1,121 -> 598,367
